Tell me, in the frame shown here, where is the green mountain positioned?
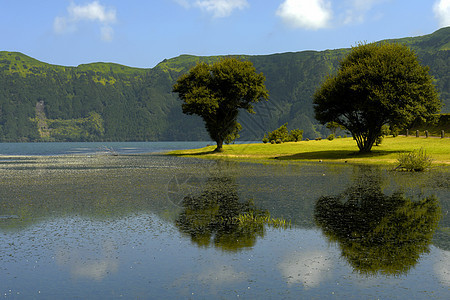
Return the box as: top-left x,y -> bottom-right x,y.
0,27 -> 448,142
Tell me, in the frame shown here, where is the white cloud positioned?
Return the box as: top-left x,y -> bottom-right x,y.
68,1 -> 116,23
342,0 -> 387,24
195,0 -> 249,18
53,16 -> 70,34
53,1 -> 117,41
174,0 -> 191,9
100,26 -> 114,42
276,0 -> 332,30
434,0 -> 450,27
175,0 -> 249,18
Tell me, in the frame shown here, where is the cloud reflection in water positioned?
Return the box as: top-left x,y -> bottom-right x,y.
56,239 -> 119,281
279,250 -> 333,288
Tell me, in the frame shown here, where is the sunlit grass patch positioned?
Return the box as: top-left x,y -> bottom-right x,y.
168,136 -> 450,166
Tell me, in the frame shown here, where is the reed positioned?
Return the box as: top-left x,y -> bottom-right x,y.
234,211 -> 291,229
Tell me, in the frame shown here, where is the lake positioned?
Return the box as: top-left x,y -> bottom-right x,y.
1,142 -> 449,299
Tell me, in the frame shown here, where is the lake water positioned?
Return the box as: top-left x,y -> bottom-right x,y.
0,142 -> 449,299
0,141 -> 212,156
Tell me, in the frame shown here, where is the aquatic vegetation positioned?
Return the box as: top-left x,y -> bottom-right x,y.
395,148 -> 433,171
233,211 -> 291,229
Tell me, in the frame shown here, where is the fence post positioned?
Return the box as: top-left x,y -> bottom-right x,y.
442,130 -> 445,138
425,130 -> 429,138
406,129 -> 409,137
416,130 -> 419,137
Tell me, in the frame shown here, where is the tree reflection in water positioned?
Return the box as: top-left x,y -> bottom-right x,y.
314,171 -> 441,276
175,175 -> 269,252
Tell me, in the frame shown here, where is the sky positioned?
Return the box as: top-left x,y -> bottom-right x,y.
1,0 -> 449,68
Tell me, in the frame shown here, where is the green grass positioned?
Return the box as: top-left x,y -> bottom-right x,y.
169,136 -> 450,166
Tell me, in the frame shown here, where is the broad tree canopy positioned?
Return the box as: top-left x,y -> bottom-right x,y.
173,57 -> 269,152
314,42 -> 441,152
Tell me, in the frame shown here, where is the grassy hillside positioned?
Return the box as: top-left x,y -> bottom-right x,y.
0,27 -> 449,142
387,27 -> 450,52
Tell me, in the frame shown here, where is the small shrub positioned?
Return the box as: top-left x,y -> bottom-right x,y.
376,125 -> 391,146
375,135 -> 384,146
263,123 -> 303,143
315,137 -> 322,141
327,134 -> 335,141
268,123 -> 289,142
395,148 -> 433,172
381,124 -> 391,136
391,126 -> 400,137
270,140 -> 275,144
276,138 -> 282,144
262,137 -> 269,144
289,129 -> 303,142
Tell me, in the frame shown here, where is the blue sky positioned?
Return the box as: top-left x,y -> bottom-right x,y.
1,0 -> 449,68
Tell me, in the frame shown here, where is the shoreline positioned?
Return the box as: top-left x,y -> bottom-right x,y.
167,136 -> 450,167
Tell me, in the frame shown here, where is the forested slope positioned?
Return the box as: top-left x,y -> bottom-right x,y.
0,27 -> 448,142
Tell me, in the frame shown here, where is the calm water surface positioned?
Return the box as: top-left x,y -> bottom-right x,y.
0,142 -> 449,299
0,141 -> 212,156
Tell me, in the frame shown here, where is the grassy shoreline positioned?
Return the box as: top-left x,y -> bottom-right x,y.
168,136 -> 450,166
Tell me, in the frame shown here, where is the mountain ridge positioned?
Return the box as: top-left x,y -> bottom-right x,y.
0,27 -> 448,142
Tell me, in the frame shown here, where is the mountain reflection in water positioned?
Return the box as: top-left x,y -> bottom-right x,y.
314,170 -> 441,275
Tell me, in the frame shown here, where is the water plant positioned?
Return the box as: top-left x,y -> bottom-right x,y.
234,211 -> 291,229
395,148 -> 433,171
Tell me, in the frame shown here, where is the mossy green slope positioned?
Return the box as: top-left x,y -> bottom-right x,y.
0,27 -> 449,142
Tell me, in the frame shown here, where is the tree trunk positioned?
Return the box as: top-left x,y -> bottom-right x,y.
214,139 -> 224,152
359,135 -> 376,153
353,134 -> 373,153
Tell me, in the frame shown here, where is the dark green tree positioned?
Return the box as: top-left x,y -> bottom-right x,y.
173,57 -> 269,152
314,42 -> 441,152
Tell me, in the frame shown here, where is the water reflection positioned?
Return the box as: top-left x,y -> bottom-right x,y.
175,174 -> 269,252
434,250 -> 450,286
314,171 -> 441,276
56,239 -> 119,281
279,250 -> 333,288
1,154 -> 449,298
